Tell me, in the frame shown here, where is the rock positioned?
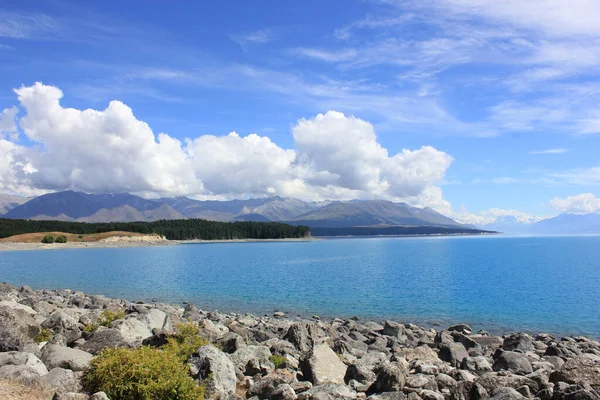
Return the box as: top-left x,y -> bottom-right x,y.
189,344 -> 237,399
109,318 -> 152,344
502,333 -> 534,352
475,372 -> 539,393
291,381 -> 313,394
89,393 -> 110,400
418,389 -> 444,400
301,343 -> 347,385
271,383 -> 297,400
138,308 -> 172,334
367,361 -> 406,394
549,354 -> 600,389
471,335 -> 504,350
462,356 -> 493,375
39,343 -> 93,371
41,310 -> 79,334
78,328 -> 132,354
0,305 -> 40,351
368,393 -> 407,400
197,319 -> 229,342
492,351 -> 533,375
542,355 -> 564,370
0,364 -> 43,386
439,342 -> 469,367
41,367 -> 83,393
274,311 -> 286,318
0,351 -> 48,376
0,300 -> 37,315
285,322 -> 324,353
297,383 -> 357,399
470,382 -> 490,400
230,345 -> 274,376
52,393 -> 90,400
405,374 -> 438,391
448,324 -> 473,335
382,321 -> 404,337
215,332 -> 245,353
489,387 -> 527,400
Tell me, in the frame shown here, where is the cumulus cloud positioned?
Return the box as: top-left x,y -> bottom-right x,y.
452,207 -> 541,226
549,193 -> 600,214
0,106 -> 18,138
0,83 -> 453,206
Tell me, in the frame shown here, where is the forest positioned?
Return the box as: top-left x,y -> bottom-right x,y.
0,218 -> 311,240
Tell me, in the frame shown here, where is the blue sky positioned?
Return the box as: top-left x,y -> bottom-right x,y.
1,0 -> 600,224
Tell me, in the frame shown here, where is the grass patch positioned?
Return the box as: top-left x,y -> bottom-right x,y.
161,323 -> 209,362
98,309 -> 126,327
269,355 -> 288,369
83,323 -> 99,334
84,347 -> 204,400
35,328 -> 52,343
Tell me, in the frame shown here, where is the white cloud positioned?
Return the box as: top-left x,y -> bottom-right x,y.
529,148 -> 567,155
293,48 -> 358,62
549,166 -> 600,186
0,83 -> 453,207
230,29 -> 274,46
549,193 -> 600,214
0,106 -> 18,138
453,207 -> 541,226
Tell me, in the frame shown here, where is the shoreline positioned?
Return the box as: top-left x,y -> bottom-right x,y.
0,283 -> 598,399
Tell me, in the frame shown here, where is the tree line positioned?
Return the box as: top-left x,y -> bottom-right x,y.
0,218 -> 311,240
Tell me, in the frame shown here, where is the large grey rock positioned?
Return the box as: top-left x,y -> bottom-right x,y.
297,383 -> 357,399
0,305 -> 40,351
216,332 -> 246,353
462,356 -> 493,375
41,310 -> 79,334
475,372 -> 539,393
271,383 -> 296,400
52,393 -> 90,400
40,343 -> 93,371
439,342 -> 468,367
109,318 -> 152,344
230,345 -> 274,376
0,300 -> 37,315
137,308 -> 172,334
79,328 -> 133,354
345,351 -> 387,386
189,344 -> 237,399
492,351 -> 533,375
301,343 -> 347,385
0,364 -> 43,386
550,354 -> 600,389
367,361 -> 407,394
489,387 -> 527,400
285,322 -> 324,353
89,393 -> 110,400
0,351 -> 48,376
42,367 -> 83,393
382,321 -> 404,337
502,333 -> 534,352
471,335 -> 504,350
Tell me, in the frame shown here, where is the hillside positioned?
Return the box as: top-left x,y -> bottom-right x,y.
0,193 -> 29,215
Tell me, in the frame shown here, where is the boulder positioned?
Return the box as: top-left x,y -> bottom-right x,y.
475,372 -> 539,393
285,322 -> 324,353
89,393 -> 110,400
301,343 -> 347,385
502,333 -> 534,352
367,361 -> 406,394
39,344 -> 93,371
189,344 -> 237,399
52,393 -> 90,400
0,351 -> 48,376
230,345 -> 274,376
461,356 -> 493,375
215,332 -> 245,353
42,367 -> 83,394
109,318 -> 152,344
439,342 -> 468,367
549,354 -> 600,389
489,387 -> 527,400
492,351 -> 533,375
296,383 -> 357,399
78,328 -> 133,354
137,308 -> 172,334
271,383 -> 296,400
382,321 -> 404,337
0,305 -> 40,351
0,364 -> 43,386
41,310 -> 79,334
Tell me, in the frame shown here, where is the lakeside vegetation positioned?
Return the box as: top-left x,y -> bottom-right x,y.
0,218 -> 311,240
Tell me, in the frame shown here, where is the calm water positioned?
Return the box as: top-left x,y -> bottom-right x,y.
1,235 -> 599,337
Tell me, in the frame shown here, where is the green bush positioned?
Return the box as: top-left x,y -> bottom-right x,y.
269,355 -> 287,369
35,328 -> 53,343
83,323 -> 99,334
84,347 -> 204,400
55,235 -> 68,243
41,234 -> 54,243
98,309 -> 126,327
162,323 -> 209,362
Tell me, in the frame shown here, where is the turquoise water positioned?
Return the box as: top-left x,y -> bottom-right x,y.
1,235 -> 599,337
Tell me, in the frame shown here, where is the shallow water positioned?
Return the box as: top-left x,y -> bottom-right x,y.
1,235 -> 599,337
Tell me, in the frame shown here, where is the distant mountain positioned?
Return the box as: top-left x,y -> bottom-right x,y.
531,213 -> 600,234
289,200 -> 463,228
232,213 -> 271,222
0,194 -> 29,215
479,216 -> 536,234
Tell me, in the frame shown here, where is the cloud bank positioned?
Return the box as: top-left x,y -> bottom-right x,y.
0,83 -> 453,206
549,193 -> 600,214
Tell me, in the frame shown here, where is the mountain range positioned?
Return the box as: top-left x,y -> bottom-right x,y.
2,190 -> 598,234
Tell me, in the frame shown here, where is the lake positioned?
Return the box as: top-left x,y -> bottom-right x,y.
1,235 -> 599,337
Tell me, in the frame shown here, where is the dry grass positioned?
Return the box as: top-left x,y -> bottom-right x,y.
0,380 -> 53,400
0,231 -> 149,243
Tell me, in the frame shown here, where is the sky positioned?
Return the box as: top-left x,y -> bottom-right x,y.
1,0 -> 600,225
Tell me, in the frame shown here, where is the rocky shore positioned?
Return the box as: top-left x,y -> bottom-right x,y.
0,283 -> 598,400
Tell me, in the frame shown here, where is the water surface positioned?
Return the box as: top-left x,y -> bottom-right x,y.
1,235 -> 599,337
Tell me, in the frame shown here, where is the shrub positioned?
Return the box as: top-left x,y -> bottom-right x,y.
269,355 -> 287,369
35,328 -> 53,343
162,323 -> 209,362
55,235 -> 68,243
83,323 -> 99,334
41,234 -> 54,244
98,309 -> 126,327
84,347 -> 204,400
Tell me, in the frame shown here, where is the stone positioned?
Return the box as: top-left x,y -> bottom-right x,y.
368,393 -> 407,400
0,305 -> 40,351
405,374 -> 438,391
367,361 -> 406,394
189,344 -> 237,399
382,321 -> 404,337
0,351 -> 48,376
448,324 -> 473,335
492,352 -> 533,375
271,383 -> 297,400
0,300 -> 37,315
291,381 -> 313,394
549,354 -> 600,389
285,322 -> 325,353
418,389 -> 444,400
502,334 -> 534,352
78,328 -> 133,354
137,308 -> 172,334
475,372 -> 539,393
471,335 -> 504,350
230,345 -> 274,376
301,343 -> 347,385
89,393 -> 110,400
439,342 -> 469,367
109,318 -> 152,344
52,394 -> 90,400
215,331 -> 245,353
489,387 -> 527,400
0,364 -> 43,386
41,367 -> 83,393
297,383 -> 357,399
462,356 -> 493,375
41,310 -> 79,334
39,343 -> 93,371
